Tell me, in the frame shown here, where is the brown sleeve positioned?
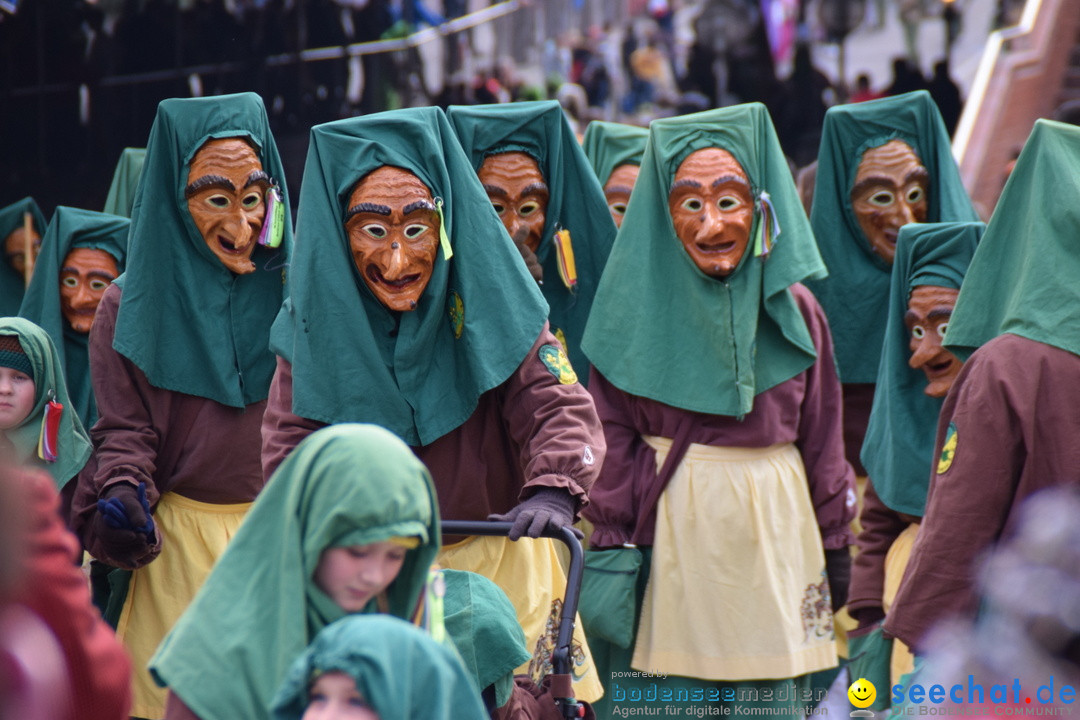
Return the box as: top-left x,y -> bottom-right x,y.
164,690 -> 204,720
69,285 -> 164,561
848,480 -> 909,613
14,469 -> 133,720
260,356 -> 327,481
790,284 -> 857,550
500,324 -> 605,511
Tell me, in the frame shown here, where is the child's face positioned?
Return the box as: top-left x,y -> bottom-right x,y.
302,671 -> 379,720
0,367 -> 35,431
313,541 -> 407,613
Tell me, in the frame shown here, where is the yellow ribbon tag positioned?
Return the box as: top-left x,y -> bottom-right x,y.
554,228 -> 577,290
435,197 -> 452,261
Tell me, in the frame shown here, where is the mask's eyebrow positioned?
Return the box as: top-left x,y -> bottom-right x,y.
669,178 -> 703,194
605,185 -> 634,196
927,308 -> 953,322
402,200 -> 437,215
185,174 -> 235,198
522,182 -> 549,196
905,166 -> 930,186
712,174 -> 751,190
244,170 -> 271,189
482,184 -> 509,198
344,202 -> 391,222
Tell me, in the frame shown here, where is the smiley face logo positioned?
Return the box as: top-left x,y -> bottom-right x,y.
848,677 -> 877,709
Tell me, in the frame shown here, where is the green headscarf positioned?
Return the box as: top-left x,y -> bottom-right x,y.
18,207 -> 129,429
860,222 -> 982,516
270,615 -> 489,720
582,103 -> 825,417
945,119 -> 1080,362
0,198 -> 47,316
447,100 -> 617,378
582,120 -> 649,188
102,147 -> 147,218
269,106 -> 547,447
0,317 -> 92,487
442,569 -> 531,709
113,92 -> 293,407
150,423 -> 441,720
805,91 -> 978,383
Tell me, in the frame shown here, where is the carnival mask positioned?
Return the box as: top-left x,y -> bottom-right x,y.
477,152 -> 548,253
4,225 -> 41,277
185,137 -> 269,275
59,247 -> 120,334
851,139 -> 929,265
604,163 -> 640,228
905,284 -> 962,397
669,148 -> 754,278
345,166 -> 440,312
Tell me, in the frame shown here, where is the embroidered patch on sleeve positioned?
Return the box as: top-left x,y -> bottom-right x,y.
538,344 -> 578,385
937,422 -> 957,474
448,292 -> 464,339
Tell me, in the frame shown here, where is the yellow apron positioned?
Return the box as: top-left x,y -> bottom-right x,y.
883,521 -> 920,685
633,437 -> 838,681
117,493 -> 251,720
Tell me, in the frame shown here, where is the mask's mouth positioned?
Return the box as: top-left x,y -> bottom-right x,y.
217,235 -> 249,255
367,265 -> 420,289
695,240 -> 737,254
922,355 -> 956,378
883,228 -> 899,246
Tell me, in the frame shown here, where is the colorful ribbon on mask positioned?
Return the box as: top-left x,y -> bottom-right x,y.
554,227 -> 577,290
37,390 -> 62,463
754,191 -> 781,258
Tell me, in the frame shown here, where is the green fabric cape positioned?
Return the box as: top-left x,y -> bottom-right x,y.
582,120 -> 649,187
805,91 -> 978,383
269,106 -> 548,447
270,615 -> 489,720
581,103 -> 826,417
18,206 -> 129,429
102,147 -> 147,218
442,569 -> 531,708
860,222 -> 982,516
0,198 -> 47,316
0,317 -> 92,487
447,100 -> 617,378
150,423 -> 441,720
113,92 -> 293,407
945,119 -> 1080,362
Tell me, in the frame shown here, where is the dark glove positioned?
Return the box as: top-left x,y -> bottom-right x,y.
512,226 -> 544,285
488,488 -> 582,541
92,482 -> 158,569
849,605 -> 886,630
825,548 -> 851,613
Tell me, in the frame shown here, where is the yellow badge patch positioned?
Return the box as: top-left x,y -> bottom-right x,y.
539,344 -> 578,384
448,292 -> 464,339
937,422 -> 957,474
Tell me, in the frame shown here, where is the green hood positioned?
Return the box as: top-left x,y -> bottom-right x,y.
18,207 -> 129,428
113,92 -> 293,407
805,91 -> 978,383
860,222 -> 982,516
150,423 -> 441,720
582,103 -> 825,417
0,198 -> 47,316
582,120 -> 649,188
442,569 -> 531,708
447,101 -> 617,379
270,615 -> 489,720
945,119 -> 1080,362
0,317 -> 92,487
102,147 -> 147,218
269,106 -> 547,447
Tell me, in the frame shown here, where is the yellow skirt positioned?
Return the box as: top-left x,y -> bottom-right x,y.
116,492 -> 252,720
438,534 -> 603,702
633,438 -> 838,681
883,521 -> 919,686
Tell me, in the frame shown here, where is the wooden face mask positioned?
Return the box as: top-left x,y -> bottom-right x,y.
185,137 -> 270,275
668,148 -> 754,278
851,139 -> 929,265
4,225 -> 41,278
604,163 -> 640,229
477,151 -> 548,253
60,247 -> 119,333
345,166 -> 440,312
905,284 -> 962,397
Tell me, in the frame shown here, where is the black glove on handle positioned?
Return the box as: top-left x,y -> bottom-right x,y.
850,606 -> 886,629
825,548 -> 851,613
488,487 -> 581,541
512,226 -> 544,285
93,481 -> 158,569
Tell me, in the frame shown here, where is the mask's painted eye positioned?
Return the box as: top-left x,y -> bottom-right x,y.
519,201 -> 540,217
404,224 -> 430,239
906,186 -> 925,204
362,224 -> 388,239
936,322 -> 949,337
911,325 -> 925,340
490,202 -> 506,216
207,194 -> 230,209
62,276 -> 79,288
869,190 -> 895,207
610,202 -> 627,216
717,195 -> 743,211
241,191 -> 262,209
90,279 -> 112,292
681,198 -> 703,212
